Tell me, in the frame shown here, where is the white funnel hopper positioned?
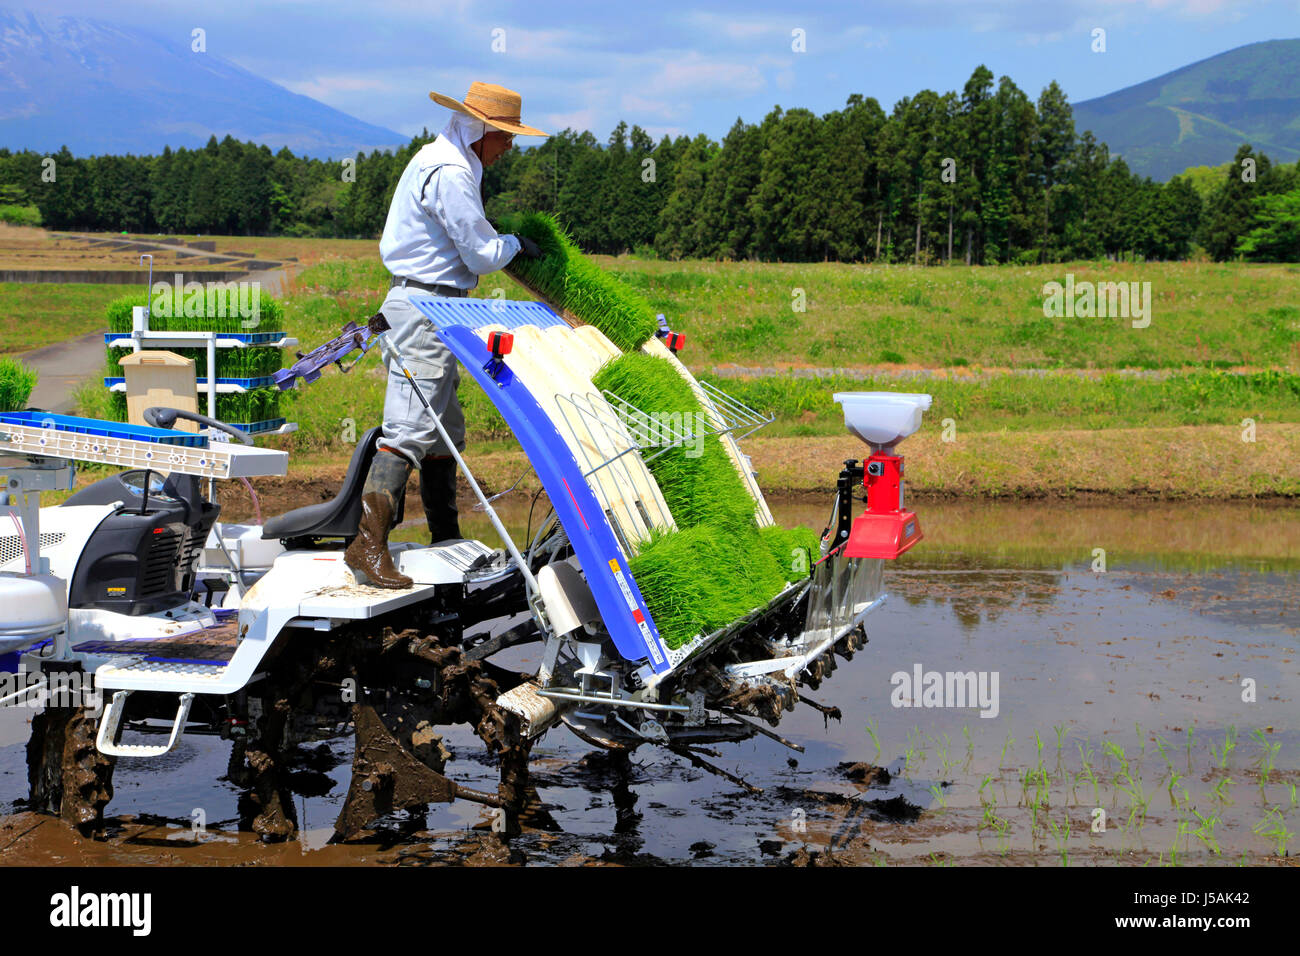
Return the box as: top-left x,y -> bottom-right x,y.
833,392 -> 932,451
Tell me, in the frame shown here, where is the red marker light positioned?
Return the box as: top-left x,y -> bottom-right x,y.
665,331 -> 686,354
487,331 -> 514,358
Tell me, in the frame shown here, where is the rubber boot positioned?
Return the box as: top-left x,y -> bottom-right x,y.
420,454 -> 462,544
345,450 -> 413,589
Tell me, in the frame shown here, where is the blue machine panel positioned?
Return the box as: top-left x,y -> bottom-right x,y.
436,323 -> 670,673
0,412 -> 209,447
409,295 -> 568,332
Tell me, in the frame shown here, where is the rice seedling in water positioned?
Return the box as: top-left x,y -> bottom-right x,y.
1212,775 -> 1234,807
864,719 -> 883,766
1078,739 -> 1100,806
1251,806 -> 1293,857
1167,769 -> 1189,809
1209,726 -> 1238,770
962,725 -> 974,771
936,733 -> 954,778
994,815 -> 1012,857
929,783 -> 947,810
1047,814 -> 1071,866
1250,728 -> 1279,784
1190,807 -> 1222,855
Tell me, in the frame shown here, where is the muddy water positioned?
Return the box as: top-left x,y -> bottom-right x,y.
1,499 -> 1296,866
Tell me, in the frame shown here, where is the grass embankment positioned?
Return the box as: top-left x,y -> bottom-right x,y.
10,240 -> 1281,501
602,257 -> 1300,371
255,257 -> 1300,499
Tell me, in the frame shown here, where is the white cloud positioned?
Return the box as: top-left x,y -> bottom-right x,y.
645,50 -> 767,97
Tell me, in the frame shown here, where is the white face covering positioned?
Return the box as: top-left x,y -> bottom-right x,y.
426,111 -> 489,182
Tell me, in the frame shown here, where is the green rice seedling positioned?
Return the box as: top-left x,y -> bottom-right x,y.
1168,819 -> 1193,866
1167,770 -> 1188,809
1077,739 -> 1099,802
1212,775 -> 1234,807
1000,732 -> 1015,769
978,773 -> 994,809
0,355 -> 38,412
593,351 -> 754,529
995,816 -> 1011,857
1121,775 -> 1152,832
929,783 -> 946,810
1047,814 -> 1071,866
864,719 -> 883,766
498,211 -> 658,352
1209,726 -> 1238,770
1185,727 -> 1195,768
1252,806 -> 1293,857
962,725 -> 974,771
1190,807 -> 1221,855
1153,733 -> 1172,771
1103,741 -> 1131,790
1289,783 -> 1297,809
598,349 -> 815,647
627,523 -> 783,649
1250,728 -> 1279,784
936,733 -> 954,778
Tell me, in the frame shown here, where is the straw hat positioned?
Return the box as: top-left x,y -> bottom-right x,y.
429,82 -> 549,137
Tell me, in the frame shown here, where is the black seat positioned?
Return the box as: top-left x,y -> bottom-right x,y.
262,426 -> 382,546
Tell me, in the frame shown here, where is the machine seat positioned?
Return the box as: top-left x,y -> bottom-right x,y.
262,426 -> 381,545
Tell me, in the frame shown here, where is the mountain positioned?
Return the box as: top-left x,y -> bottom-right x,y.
0,10 -> 405,158
1072,39 -> 1300,181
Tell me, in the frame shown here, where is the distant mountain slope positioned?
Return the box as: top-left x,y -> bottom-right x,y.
0,10 -> 405,158
1072,38 -> 1300,181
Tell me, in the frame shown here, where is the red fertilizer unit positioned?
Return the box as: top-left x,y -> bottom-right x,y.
0,298 -> 932,840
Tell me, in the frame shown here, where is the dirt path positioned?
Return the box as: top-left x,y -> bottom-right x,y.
16,330 -> 105,412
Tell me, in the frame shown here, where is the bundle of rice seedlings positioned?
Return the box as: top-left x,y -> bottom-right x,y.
498,211 -> 658,352
106,291 -> 284,336
0,356 -> 38,412
102,292 -> 286,425
629,524 -> 787,650
756,524 -> 823,583
594,351 -> 813,648
592,351 -> 754,529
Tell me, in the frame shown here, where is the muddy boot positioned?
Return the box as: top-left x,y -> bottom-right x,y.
345,450 -> 413,589
420,454 -> 461,544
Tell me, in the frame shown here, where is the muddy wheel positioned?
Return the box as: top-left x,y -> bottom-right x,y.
26,704 -> 116,835
333,627 -> 532,840
237,686 -> 299,842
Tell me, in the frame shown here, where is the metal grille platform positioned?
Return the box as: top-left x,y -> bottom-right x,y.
410,296 -> 568,331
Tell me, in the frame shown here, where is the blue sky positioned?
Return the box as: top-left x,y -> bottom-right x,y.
18,0 -> 1300,143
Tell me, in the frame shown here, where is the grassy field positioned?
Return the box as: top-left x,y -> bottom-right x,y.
0,230 -> 1290,498
0,229 -> 381,356
0,281 -> 138,352
599,257 -> 1300,371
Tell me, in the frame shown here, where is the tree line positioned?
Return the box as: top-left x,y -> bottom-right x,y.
2,65 -> 1297,263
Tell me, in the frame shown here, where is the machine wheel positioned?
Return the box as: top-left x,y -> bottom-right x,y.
27,703 -> 116,835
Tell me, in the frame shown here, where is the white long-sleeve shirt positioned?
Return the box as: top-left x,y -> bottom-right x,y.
379,139 -> 520,289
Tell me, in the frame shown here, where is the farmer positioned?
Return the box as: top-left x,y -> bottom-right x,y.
345,82 -> 547,588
